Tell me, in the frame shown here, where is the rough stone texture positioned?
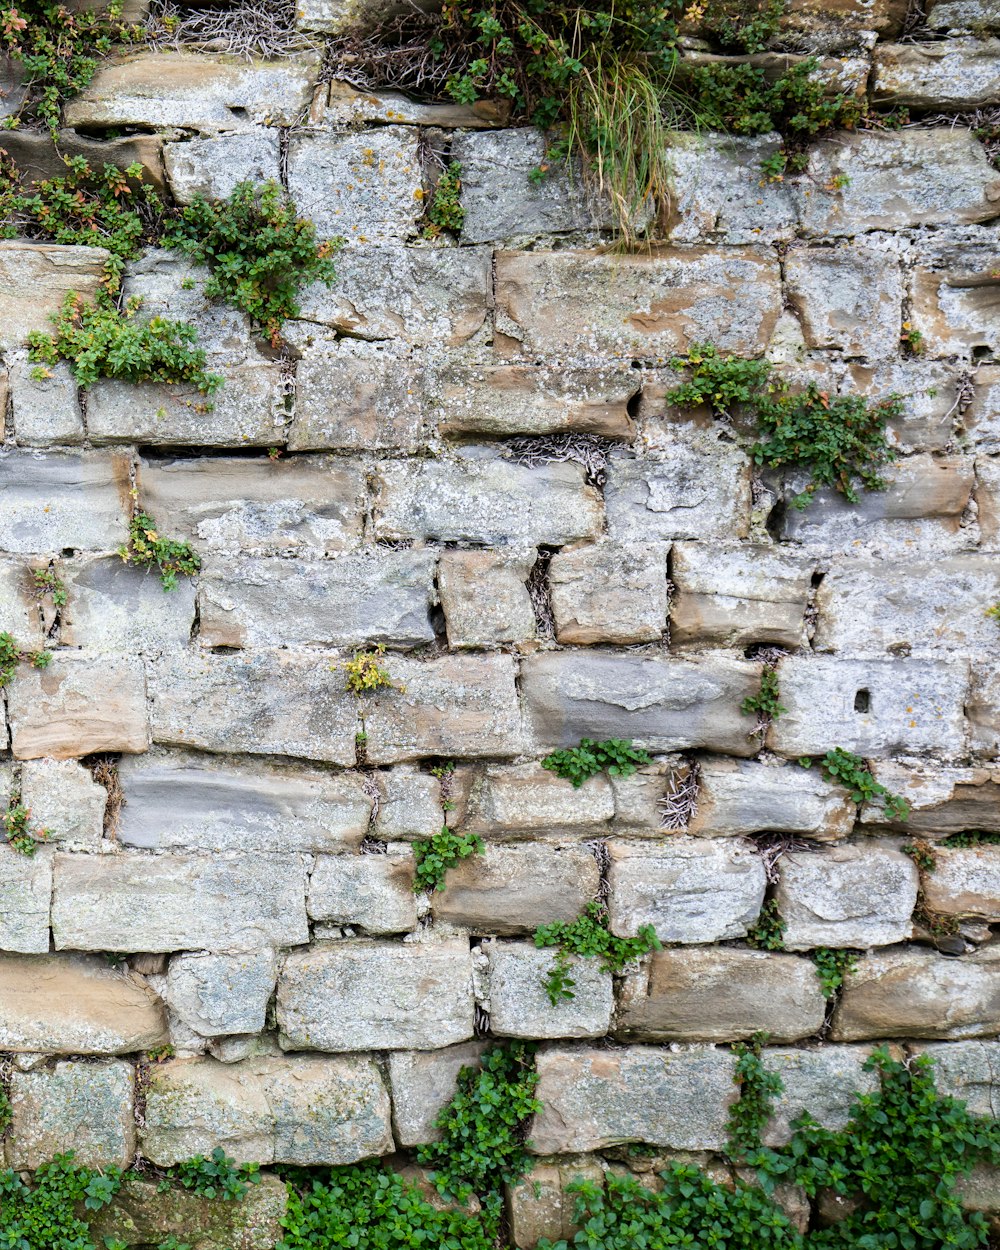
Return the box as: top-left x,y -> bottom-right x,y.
775,844 -> 919,949
0,846 -> 51,955
6,1060 -> 135,1169
913,1041 -> 1000,1116
530,1046 -> 737,1153
438,549 -> 536,648
7,352 -> 85,446
1,127 -> 166,191
164,130 -> 281,204
927,0 -> 1000,28
0,242 -> 108,351
388,1041 -> 489,1147
873,39 -> 1000,108
20,758 -> 107,849
761,1047 -> 880,1146
862,763 -> 1000,835
51,853 -> 309,953
779,0 -> 906,43
616,948 -> 826,1043
910,239 -> 1000,359
548,541 -> 668,645
485,941 -> 614,1039
59,556 -> 196,658
461,764 -> 615,838
295,0 -> 438,35
308,851 -> 418,934
0,450 -> 131,554
166,951 -> 277,1037
785,245 -> 903,361
687,758 -> 856,840
507,1157 -> 607,1249
373,766 -> 443,841
970,660 -> 1000,757
922,847 -> 1000,920
979,456 -> 1000,550
606,839 -> 767,944
278,939 -> 475,1052
0,557 -> 42,643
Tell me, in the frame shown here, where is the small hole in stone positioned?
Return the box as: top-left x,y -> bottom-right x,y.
854,689 -> 871,713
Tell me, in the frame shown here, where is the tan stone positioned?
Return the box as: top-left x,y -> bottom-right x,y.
1,128 -> 165,192
507,1158 -> 606,1249
863,763 -> 1000,835
388,1042 -> 489,1147
688,757 -> 856,840
922,846 -> 1000,919
461,763 -> 614,838
976,456 -> 1000,549
549,541 -> 668,645
0,845 -> 51,955
781,0 -> 906,44
319,80 -> 499,128
0,450 -> 132,555
911,244 -> 1000,359
0,241 -> 109,351
6,1059 -> 135,1169
874,39 -> 1000,109
438,550 -> 536,648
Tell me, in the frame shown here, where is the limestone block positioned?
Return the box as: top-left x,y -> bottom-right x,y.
863,763 -> 1000,835
59,556 -> 196,658
137,455 -> 365,556
785,245 -> 903,361
607,838 -> 767,944
51,852 -> 309,953
373,766 -> 443,840
761,1047 -> 879,1146
438,549 -> 536,648
308,851 -> 417,934
689,758 -> 856,840
507,1158 -> 606,1249
63,52 -> 320,131
8,654 -> 149,760
775,843 -> 919,949
530,1045 -> 737,1153
0,953 -> 168,1054
6,1059 -> 135,1169
874,39 -> 1000,108
928,0 -> 1000,28
164,130 -> 281,204
8,352 -> 85,445
0,557 -> 43,644
142,1055 -> 393,1166
970,659 -> 1000,755
831,946 -> 1000,1040
912,1041 -> 1000,1116
433,842 -> 599,935
494,247 -> 782,361
548,541 -> 668,645
845,360 -> 965,454
149,650 -> 358,765
0,449 -> 131,554
388,1042 -> 488,1147
198,551 -> 436,650
485,941 -> 613,1040
298,243 -> 490,348
1,127 -> 166,193
922,846 -> 1000,919
287,127 -> 423,244
278,939 -> 475,1051
768,655 -> 969,758
910,243 -> 1000,359
979,457 -> 1000,548
522,652 -> 761,757
462,763 -> 614,838
0,845 -> 51,955
616,948 -> 826,1043
779,0 -> 906,47
670,542 -> 813,649
965,366 -> 1000,453
0,241 -> 109,351
296,0 -> 438,35
166,951 -> 277,1038
372,452 -> 603,547
794,131 -> 1000,236
20,758 -> 107,848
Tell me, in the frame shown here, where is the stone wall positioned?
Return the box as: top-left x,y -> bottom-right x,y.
3,0 -> 1000,1243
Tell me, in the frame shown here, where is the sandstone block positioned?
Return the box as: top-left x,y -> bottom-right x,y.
874,39 -> 1000,108
530,1045 -> 737,1154
912,1040 -> 1000,1116
0,845 -> 51,955
1,127 -> 166,192
388,1042 -> 489,1147
373,766 -> 443,841
617,948 -> 826,1043
308,851 -> 417,934
922,846 -> 1000,919
761,1046 -> 879,1146
52,852 -> 309,953
0,241 -> 109,351
317,80 -> 496,127
166,951 -> 277,1037
438,549 -> 536,648
845,359 -> 966,455
0,449 -> 131,554
863,763 -> 1000,835
607,838 -> 767,944
785,245 -> 902,361
20,758 -> 107,848
548,541 -> 668,645
610,758 -> 683,832
507,1157 -> 607,1249
910,241 -> 1000,358
8,351 -> 85,445
59,556 -> 196,658
163,130 -> 281,204
278,939 -> 475,1051
688,757 -> 856,840
484,941 -> 613,1040
6,1059 -> 135,1169
461,764 -> 614,838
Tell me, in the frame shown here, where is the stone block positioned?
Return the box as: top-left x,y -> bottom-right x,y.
507,1157 -> 606,1250
530,1045 -> 737,1154
0,952 -> 168,1054
670,542 -> 813,649
308,851 -> 418,934
965,366 -> 1000,453
773,0 -> 907,46
295,0 -> 439,36
373,766 -> 443,841
8,351 -> 85,445
9,654 -> 149,760
607,838 -> 767,944
873,39 -> 1000,108
785,245 -> 902,361
163,130 -> 281,204
912,1040 -> 1000,1116
522,652 -> 761,757
1,127 -> 166,193
317,80 -> 497,127
831,946 -> 1000,1040
922,846 -> 1000,920
0,845 -> 51,955
845,360 -> 966,454
761,1047 -> 879,1146
0,241 -> 109,351
775,843 -> 919,949
494,246 -> 781,361
979,457 -> 1000,549
51,852 -> 309,953
149,650 -> 358,765
372,452 -> 603,547
6,1059 -> 135,1169
910,239 -> 1000,359
970,659 -> 1000,756
20,758 -> 107,848
616,948 -> 826,1043
438,549 -> 536,648
278,939 -> 475,1051
548,541 -> 668,645
166,951 -> 277,1038
388,1041 -> 489,1147
610,758 -> 682,832
433,843 -> 600,935
461,764 -> 614,838
863,763 -> 1000,835
0,557 -> 42,644
59,556 -> 196,658
485,940 -> 613,1040
928,0 -> 1000,27
688,757 -> 856,840
0,449 -> 131,554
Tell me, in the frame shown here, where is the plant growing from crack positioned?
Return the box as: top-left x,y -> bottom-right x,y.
534,900 -> 660,1004
118,509 -> 201,591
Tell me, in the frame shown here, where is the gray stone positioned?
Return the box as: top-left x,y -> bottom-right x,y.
970,659 -> 1000,756
980,456 -> 1000,551
8,351 -> 85,445
308,851 -> 418,934
461,764 -> 614,837
6,1059 -> 135,1169
780,0 -> 906,44
278,938 -> 475,1051
60,556 -> 196,658
484,940 -> 613,1040
965,366 -> 1000,453
616,948 -> 826,1043
874,39 -> 1000,108
507,1158 -> 607,1249
164,130 -> 281,204
530,1045 -> 737,1154
912,1041 -> 1000,1116
388,1042 -> 489,1147
922,846 -> 1000,920
318,80 -> 497,128
166,951 -> 277,1037
845,359 -> 966,454
910,237 -> 1000,359
0,845 -> 52,955
295,0 -> 438,35
611,758 -> 683,832
20,758 -> 107,849
862,763 -> 1000,835
0,242 -> 109,351
373,766 -> 443,841
761,1047 -> 879,1146
928,0 -> 1000,28
688,758 -> 856,840
0,450 -> 131,554
52,852 -> 309,953
0,557 -> 43,644
549,541 -> 668,645
607,838 -> 767,944
438,549 -> 536,648
785,244 -> 903,361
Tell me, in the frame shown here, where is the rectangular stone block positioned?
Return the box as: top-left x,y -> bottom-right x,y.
0,450 -> 131,553
462,763 -> 615,838
507,1157 -> 606,1249
845,359 -> 967,454
164,130 -> 281,204
0,844 -> 51,955
910,238 -> 1000,358
388,1041 -> 488,1147
438,550 -> 536,648
484,940 -> 613,1040
278,938 -> 475,1051
785,244 -> 903,361
862,763 -> 1000,835
166,950 -> 277,1038
970,659 -> 1000,756
52,853 -> 309,953
549,541 -> 668,645
8,351 -> 85,446
912,1040 -> 1000,1117
59,556 -> 196,658
922,846 -> 1000,920
873,38 -> 1000,109
6,1059 -> 135,1170
761,1046 -> 879,1146
20,758 -> 107,849
688,757 -> 856,840
966,366 -> 1000,453
979,456 -> 1000,550
0,557 -> 44,645
372,766 -> 443,841
308,851 -> 418,935
0,242 -> 108,351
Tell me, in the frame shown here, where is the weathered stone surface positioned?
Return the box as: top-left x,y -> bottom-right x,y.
832,947 -> 1000,1040
20,758 -> 106,849
308,851 -> 418,934
142,1055 -> 393,1165
52,853 -> 309,953
913,1041 -> 1000,1116
373,451 -> 603,546
970,660 -> 1000,756
863,763 -> 1000,835
548,541 -> 668,645
434,842 -> 599,935
0,450 -> 131,554
965,367 -> 1000,453
874,39 -> 1000,108
388,1041 -> 489,1147
438,549 -> 536,648
922,846 -> 1000,919
845,359 -> 965,454
928,0 -> 1000,28
785,245 -> 903,361
795,131 -> 1000,236
494,247 -> 782,361
9,654 -> 149,760
164,130 -> 281,204
531,1046 -> 737,1153
461,764 -> 614,837
910,239 -> 1000,358
611,758 -> 684,832
295,0 -> 438,34
0,557 -> 42,643
149,650 -> 358,765
688,757 -> 856,840
768,655 -> 969,758
617,948 -> 826,1043
979,456 -> 1000,549
6,1059 -> 135,1169
607,839 -> 767,944
278,939 -> 475,1051
507,1158 -> 606,1250
8,352 -> 85,445
522,652 -> 761,757
776,844 -> 919,949
0,846 -> 51,955
761,1047 -> 879,1146
777,0 -> 906,47
0,242 -> 109,351
670,542 -> 813,649
0,953 -> 168,1054
166,951 -> 277,1037
318,80 -> 498,127
486,941 -> 613,1040
59,556 -> 196,658
373,766 -> 443,841
1,127 -> 165,192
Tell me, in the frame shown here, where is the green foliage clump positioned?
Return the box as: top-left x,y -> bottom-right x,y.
812,947 -> 858,999
542,738 -> 651,788
3,794 -> 51,856
424,160 -> 465,238
746,898 -> 786,951
800,747 -> 909,822
0,630 -> 50,689
413,827 -> 484,892
33,566 -> 67,608
0,1152 -> 122,1249
986,602 -> 1000,625
172,1147 -> 260,1201
903,839 -> 938,873
698,0 -> 786,53
741,667 -> 786,724
941,830 -> 1000,850
726,1032 -> 784,1159
119,511 -> 202,592
534,901 -> 661,1005
340,645 -> 404,696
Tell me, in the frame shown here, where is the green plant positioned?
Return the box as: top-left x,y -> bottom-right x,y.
986,603 -> 1000,624
541,738 -> 651,788
801,747 -> 910,822
903,839 -> 937,873
3,794 -> 51,856
412,827 -> 484,892
0,1085 -> 10,1138
0,631 -> 50,689
901,321 -> 925,357
941,830 -> 1000,849
698,0 -> 786,52
146,1043 -> 176,1063
340,645 -> 404,696
424,160 -> 465,238
118,511 -> 201,591
726,1032 -> 783,1159
0,1153 -> 122,1249
741,667 -> 786,724
746,898 -> 786,950
173,1147 -> 260,1201
32,567 -> 67,608
812,947 -> 858,999
534,901 -> 661,1005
